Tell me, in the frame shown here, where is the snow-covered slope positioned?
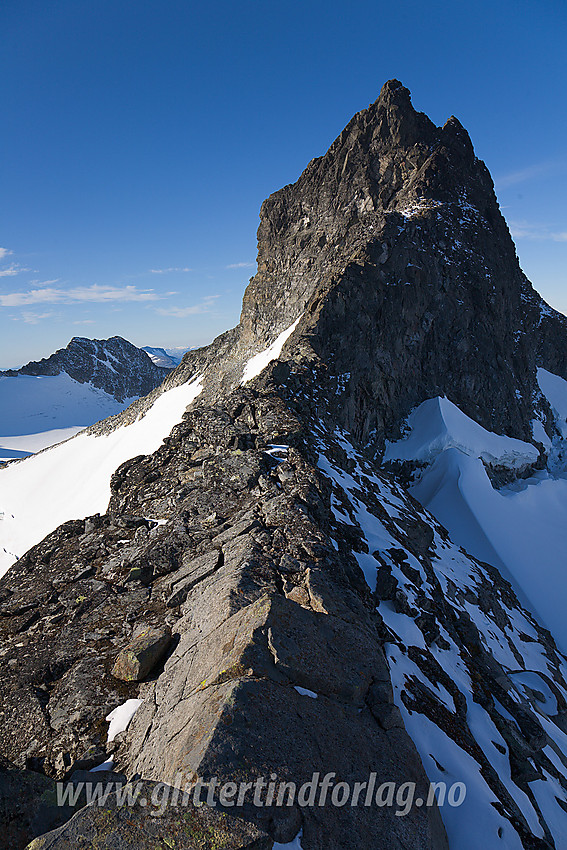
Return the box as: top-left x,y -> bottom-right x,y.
384,397 -> 539,470
384,387 -> 567,655
0,376 -> 203,577
0,428 -> 85,461
412,449 -> 567,653
0,373 -> 137,461
317,423 -> 567,849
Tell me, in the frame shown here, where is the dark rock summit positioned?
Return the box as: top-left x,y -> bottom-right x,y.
2,82 -> 567,849
1,335 -> 169,402
239,79 -> 567,450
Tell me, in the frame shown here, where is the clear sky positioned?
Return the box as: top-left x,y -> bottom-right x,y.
1,0 -> 566,368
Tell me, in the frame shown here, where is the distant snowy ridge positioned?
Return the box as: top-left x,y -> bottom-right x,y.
142,346 -> 187,369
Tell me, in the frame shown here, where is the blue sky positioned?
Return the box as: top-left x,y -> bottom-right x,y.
1,0 -> 566,368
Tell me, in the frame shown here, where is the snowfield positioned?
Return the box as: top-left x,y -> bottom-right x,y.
383,378 -> 567,654
316,423 -> 567,848
0,376 -> 203,578
0,372 -> 138,461
0,372 -> 137,435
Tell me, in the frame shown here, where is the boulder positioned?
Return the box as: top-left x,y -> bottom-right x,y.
112,629 -> 172,682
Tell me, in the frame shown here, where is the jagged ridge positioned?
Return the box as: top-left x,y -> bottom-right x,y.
2,82 -> 567,850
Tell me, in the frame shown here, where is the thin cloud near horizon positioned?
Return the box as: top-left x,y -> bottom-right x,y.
155,295 -> 220,319
510,221 -> 567,242
12,310 -> 57,325
149,267 -> 193,274
0,284 -> 165,307
495,159 -> 566,190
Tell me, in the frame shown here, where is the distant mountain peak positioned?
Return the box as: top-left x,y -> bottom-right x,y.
142,346 -> 182,369
0,335 -> 168,403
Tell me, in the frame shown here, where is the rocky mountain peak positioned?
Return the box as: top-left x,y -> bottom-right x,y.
238,83 -> 567,451
3,83 -> 567,850
0,335 -> 169,403
240,82 -> 493,342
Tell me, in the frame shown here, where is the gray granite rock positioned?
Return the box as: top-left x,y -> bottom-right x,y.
111,629 -> 172,681
4,80 -> 567,849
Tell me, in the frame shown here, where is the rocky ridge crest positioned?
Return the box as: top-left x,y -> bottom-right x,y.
2,82 -> 567,849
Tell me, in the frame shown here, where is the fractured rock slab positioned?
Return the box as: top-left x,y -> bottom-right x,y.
111,629 -> 172,682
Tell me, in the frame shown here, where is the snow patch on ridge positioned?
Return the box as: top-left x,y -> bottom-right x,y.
273,831 -> 304,850
0,375 -> 203,578
241,317 -> 302,384
106,699 -> 144,743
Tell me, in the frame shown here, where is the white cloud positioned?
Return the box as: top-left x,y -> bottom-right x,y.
150,267 -> 192,274
29,278 -> 61,287
0,264 -> 30,278
509,221 -> 567,242
0,284 -> 163,307
13,311 -> 56,325
0,248 -> 13,260
155,295 -> 220,319
226,262 -> 255,269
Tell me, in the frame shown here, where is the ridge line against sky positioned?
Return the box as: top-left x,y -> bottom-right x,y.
1,0 -> 566,369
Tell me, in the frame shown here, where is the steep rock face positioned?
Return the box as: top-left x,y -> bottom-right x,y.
240,79 -> 567,448
2,82 -> 567,850
1,336 -> 168,403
